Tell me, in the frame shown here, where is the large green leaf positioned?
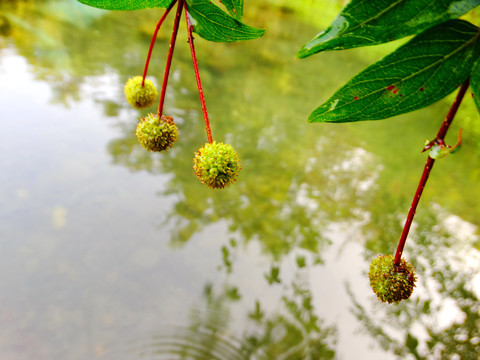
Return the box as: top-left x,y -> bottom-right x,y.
297,0 -> 480,58
219,0 -> 243,20
309,20 -> 480,123
76,0 -> 175,10
186,0 -> 264,42
471,58 -> 480,114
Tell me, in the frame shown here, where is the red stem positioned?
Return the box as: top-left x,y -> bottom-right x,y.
157,0 -> 184,117
184,3 -> 213,144
394,78 -> 470,266
141,0 -> 177,87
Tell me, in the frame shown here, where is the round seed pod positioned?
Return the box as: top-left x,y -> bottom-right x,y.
193,141 -> 241,189
136,114 -> 178,152
368,254 -> 417,304
124,76 -> 158,109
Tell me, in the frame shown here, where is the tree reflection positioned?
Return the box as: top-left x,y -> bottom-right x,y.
92,1 -> 380,259
0,0 -> 177,106
3,2 -> 480,359
136,278 -> 336,359
4,0 -> 480,240
0,14 -> 12,37
350,207 -> 480,359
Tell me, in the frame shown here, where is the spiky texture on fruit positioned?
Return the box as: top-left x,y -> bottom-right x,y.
193,141 -> 241,189
136,114 -> 178,152
368,254 -> 416,304
124,76 -> 158,109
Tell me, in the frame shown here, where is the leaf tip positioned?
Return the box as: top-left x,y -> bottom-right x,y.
296,45 -> 313,59
307,112 -> 320,123
257,28 -> 266,37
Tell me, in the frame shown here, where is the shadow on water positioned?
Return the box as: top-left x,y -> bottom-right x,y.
1,0 -> 480,359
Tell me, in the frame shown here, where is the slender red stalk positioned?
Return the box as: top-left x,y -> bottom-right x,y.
141,0 -> 177,87
184,3 -> 213,143
157,0 -> 184,117
394,78 -> 470,266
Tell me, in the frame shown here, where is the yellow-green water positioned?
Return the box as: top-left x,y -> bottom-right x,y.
1,1 -> 479,359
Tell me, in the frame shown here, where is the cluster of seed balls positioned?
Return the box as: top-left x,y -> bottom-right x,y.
124,76 -> 240,188
368,254 -> 417,304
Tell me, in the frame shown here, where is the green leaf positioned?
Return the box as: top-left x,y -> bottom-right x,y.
297,0 -> 480,58
186,0 -> 264,42
218,0 -> 243,20
76,0 -> 175,10
471,58 -> 480,114
309,20 -> 480,123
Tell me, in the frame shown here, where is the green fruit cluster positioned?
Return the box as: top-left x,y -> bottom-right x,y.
124,76 -> 158,109
193,141 -> 241,189
368,254 -> 416,304
136,114 -> 178,152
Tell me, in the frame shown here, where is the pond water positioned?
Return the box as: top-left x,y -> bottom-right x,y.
1,1 -> 480,359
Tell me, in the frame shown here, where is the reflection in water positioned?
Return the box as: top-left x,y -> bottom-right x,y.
0,14 -> 12,36
134,280 -> 336,360
1,1 -> 480,359
350,206 -> 480,358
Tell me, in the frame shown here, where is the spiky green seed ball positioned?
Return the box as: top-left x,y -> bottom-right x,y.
368,255 -> 417,304
136,114 -> 178,152
124,76 -> 158,109
193,141 -> 241,189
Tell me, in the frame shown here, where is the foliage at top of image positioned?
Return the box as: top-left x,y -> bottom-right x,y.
77,0 -> 175,10
310,20 -> 480,123
297,0 -> 480,57
297,0 -> 480,123
77,0 -> 264,42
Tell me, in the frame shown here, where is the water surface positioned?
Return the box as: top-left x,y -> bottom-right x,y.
1,1 -> 480,359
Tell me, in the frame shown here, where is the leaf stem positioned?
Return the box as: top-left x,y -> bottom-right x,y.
394,78 -> 470,266
141,0 -> 177,87
157,0 -> 184,118
184,3 -> 213,144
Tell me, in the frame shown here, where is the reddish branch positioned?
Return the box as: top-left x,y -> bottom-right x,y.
141,0 -> 177,87
184,2 -> 213,143
157,0 -> 184,117
394,78 -> 470,266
